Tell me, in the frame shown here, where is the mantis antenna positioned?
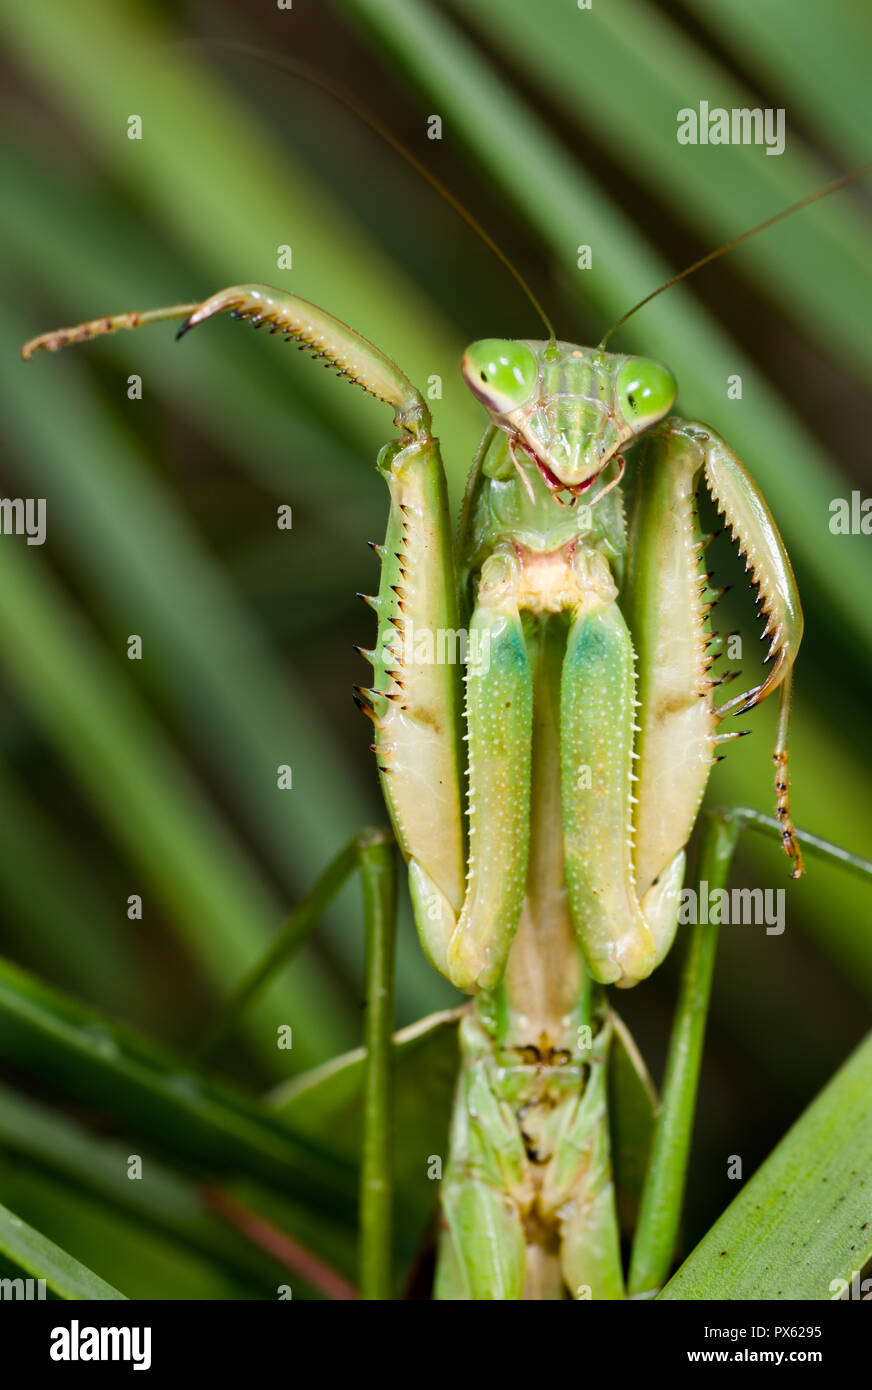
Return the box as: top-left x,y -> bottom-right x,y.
194,40 -> 557,345
599,162 -> 872,347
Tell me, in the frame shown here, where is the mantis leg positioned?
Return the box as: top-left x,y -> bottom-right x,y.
23,286 -> 538,995
23,284 -> 470,976
365,428 -> 466,976
626,418 -> 804,904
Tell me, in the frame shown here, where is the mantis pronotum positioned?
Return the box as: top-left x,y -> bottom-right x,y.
21,161 -> 865,1300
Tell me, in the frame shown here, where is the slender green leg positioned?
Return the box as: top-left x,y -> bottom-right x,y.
359,835 -> 398,1301
192,832 -> 374,1064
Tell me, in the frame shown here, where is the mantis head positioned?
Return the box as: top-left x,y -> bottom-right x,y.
461,339 -> 677,492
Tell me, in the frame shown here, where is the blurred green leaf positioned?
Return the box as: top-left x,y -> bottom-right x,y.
0,535 -> 346,1068
0,1081 -> 322,1294
692,0 -> 871,168
457,0 -> 872,384
0,954 -> 357,1219
0,1196 -> 126,1299
0,762 -> 141,1013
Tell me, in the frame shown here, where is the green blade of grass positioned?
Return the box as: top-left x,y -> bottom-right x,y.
0,1197 -> 127,1299
608,1011 -> 658,1237
660,1028 -> 872,1299
268,1009 -> 462,1271
1,287 -> 364,1035
735,808 -> 872,880
0,1167 -> 260,1300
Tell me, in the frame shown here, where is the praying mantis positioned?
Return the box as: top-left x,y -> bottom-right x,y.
20,273 -> 804,1299
34,122 -> 872,1296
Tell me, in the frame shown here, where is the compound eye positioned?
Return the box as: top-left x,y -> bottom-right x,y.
616,357 -> 677,425
462,340 -> 538,412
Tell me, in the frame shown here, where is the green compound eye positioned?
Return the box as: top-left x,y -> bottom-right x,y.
616,357 -> 677,425
463,340 -> 538,412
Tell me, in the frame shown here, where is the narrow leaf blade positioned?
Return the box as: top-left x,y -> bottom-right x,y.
660,1030 -> 872,1299
0,1199 -> 127,1300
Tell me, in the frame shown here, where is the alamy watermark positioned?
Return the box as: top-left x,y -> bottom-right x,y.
677,102 -> 785,156
830,1269 -> 872,1300
50,1321 -> 151,1370
379,621 -> 491,674
678,881 -> 785,935
829,491 -> 872,534
0,1276 -> 46,1299
0,497 -> 46,545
